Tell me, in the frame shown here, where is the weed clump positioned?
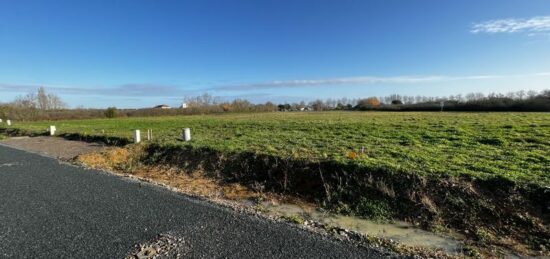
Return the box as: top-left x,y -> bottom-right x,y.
474,227 -> 496,243
354,198 -> 393,222
283,215 -> 305,225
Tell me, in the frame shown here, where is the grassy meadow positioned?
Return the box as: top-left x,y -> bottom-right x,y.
2,111 -> 549,186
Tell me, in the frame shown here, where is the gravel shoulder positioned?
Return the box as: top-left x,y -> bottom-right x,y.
0,136 -> 106,160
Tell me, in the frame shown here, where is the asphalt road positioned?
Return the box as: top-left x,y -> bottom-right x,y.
0,145 -> 392,258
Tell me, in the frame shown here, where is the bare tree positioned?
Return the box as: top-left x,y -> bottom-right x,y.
527,90 -> 538,99
184,92 -> 220,107
310,99 -> 325,111
474,92 -> 485,100
37,87 -> 48,110
13,93 -> 37,108
12,87 -> 66,110
48,93 -> 67,109
515,90 -> 525,100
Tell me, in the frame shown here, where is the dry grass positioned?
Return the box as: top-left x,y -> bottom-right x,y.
77,147 -> 268,202
419,195 -> 439,214
77,147 -> 131,170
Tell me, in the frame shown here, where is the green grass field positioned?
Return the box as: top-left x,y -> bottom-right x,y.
2,112 -> 549,186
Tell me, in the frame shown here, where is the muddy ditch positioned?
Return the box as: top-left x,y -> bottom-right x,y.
140,144 -> 549,256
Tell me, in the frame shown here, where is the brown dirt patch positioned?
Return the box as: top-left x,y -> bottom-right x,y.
76,147 -> 308,206
0,136 -> 107,160
77,147 -> 264,201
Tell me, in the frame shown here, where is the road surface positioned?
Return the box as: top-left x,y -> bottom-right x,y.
0,144 -> 393,258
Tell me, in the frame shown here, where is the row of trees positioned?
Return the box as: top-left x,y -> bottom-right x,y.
182,93 -> 277,112
355,90 -> 550,111
376,90 -> 542,105
1,88 -> 549,121
273,89 -> 550,112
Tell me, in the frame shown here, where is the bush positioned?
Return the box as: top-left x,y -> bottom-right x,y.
356,97 -> 381,110
105,107 -> 118,118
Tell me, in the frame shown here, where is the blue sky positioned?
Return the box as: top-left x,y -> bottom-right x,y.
1,0 -> 550,108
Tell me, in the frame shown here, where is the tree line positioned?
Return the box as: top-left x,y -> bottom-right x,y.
1,88 -> 549,121
275,89 -> 550,112
353,90 -> 550,112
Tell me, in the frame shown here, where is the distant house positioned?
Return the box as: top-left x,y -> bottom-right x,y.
154,104 -> 171,109
180,102 -> 188,109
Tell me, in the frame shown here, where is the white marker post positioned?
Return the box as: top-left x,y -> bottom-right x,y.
0,119 -> 3,123
134,129 -> 141,143
49,126 -> 56,136
183,128 -> 191,141
147,129 -> 153,141
6,120 -> 11,126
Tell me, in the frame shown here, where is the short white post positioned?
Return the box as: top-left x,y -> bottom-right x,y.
6,120 -> 11,126
134,129 -> 141,143
183,128 -> 191,141
0,119 -> 3,123
147,129 -> 153,141
49,126 -> 56,136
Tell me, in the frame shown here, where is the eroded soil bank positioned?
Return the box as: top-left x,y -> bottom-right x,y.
137,144 -> 549,257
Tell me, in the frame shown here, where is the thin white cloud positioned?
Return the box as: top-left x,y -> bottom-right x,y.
2,72 -> 549,96
211,76 -> 449,91
0,83 -> 196,97
211,72 -> 550,91
471,16 -> 550,34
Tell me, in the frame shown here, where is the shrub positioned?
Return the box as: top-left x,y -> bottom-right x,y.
105,107 -> 118,118
356,97 -> 381,110
221,104 -> 231,112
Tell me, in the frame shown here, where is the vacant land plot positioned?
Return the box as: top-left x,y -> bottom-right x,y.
2,111 -> 549,255
2,112 -> 548,186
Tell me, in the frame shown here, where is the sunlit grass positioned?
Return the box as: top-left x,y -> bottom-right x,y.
5,111 -> 549,185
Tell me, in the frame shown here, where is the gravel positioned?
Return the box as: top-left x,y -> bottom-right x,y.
0,136 -> 105,160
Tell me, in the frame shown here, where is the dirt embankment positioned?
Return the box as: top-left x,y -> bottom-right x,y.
139,144 -> 549,256
73,140 -> 550,257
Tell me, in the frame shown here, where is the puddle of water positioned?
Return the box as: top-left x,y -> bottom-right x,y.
260,201 -> 465,255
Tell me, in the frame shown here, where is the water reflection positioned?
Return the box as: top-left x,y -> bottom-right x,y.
260,202 -> 465,254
